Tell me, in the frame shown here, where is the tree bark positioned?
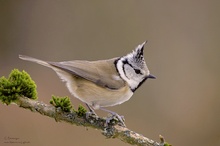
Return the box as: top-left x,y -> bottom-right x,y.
12,96 -> 166,146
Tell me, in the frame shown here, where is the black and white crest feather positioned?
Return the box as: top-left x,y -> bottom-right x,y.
115,41 -> 151,92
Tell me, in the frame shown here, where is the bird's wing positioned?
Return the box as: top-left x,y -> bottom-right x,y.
49,58 -> 125,90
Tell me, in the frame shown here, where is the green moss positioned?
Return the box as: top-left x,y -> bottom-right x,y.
76,104 -> 87,117
50,96 -> 87,116
164,142 -> 172,146
50,95 -> 73,112
0,69 -> 37,105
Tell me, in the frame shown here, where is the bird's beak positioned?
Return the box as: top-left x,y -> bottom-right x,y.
148,74 -> 156,79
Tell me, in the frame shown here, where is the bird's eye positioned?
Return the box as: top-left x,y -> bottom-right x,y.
134,69 -> 142,74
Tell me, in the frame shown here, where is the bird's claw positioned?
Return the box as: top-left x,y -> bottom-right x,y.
105,113 -> 126,127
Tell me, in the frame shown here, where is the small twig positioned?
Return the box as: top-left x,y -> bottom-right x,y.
12,96 -> 165,146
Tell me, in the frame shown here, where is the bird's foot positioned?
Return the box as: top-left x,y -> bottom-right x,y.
105,113 -> 126,127
85,104 -> 98,119
100,108 -> 126,127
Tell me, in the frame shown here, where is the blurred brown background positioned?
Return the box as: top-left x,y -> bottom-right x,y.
0,0 -> 220,146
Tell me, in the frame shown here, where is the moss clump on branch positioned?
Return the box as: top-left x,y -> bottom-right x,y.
50,96 -> 87,116
0,69 -> 37,105
75,104 -> 87,117
50,95 -> 73,112
164,142 -> 172,146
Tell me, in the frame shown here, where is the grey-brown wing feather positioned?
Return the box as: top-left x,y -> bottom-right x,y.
48,58 -> 125,89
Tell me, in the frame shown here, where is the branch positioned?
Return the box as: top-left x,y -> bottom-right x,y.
0,69 -> 170,146
13,96 -> 165,146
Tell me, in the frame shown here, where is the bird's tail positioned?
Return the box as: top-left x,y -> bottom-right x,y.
19,55 -> 51,68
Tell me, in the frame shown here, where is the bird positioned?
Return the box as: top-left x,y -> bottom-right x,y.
19,41 -> 156,126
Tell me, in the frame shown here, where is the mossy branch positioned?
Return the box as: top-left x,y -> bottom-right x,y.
0,69 -> 171,146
